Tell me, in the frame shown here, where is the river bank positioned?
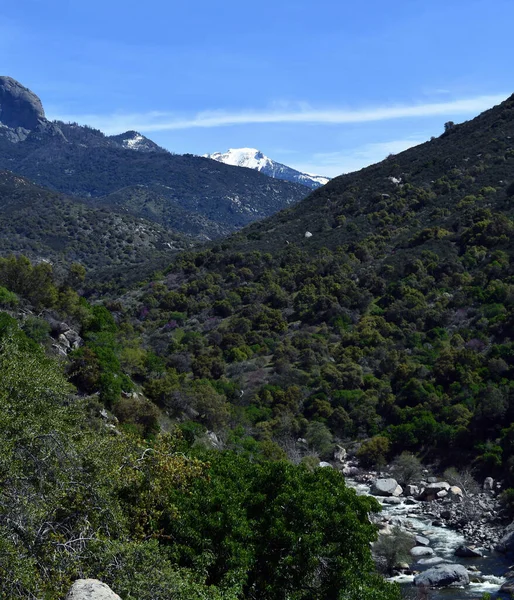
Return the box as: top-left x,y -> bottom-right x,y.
338,461 -> 513,598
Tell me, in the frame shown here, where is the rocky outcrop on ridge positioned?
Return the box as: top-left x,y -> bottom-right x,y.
0,76 -> 45,129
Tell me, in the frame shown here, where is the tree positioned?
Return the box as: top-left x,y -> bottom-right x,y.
390,452 -> 423,485
357,436 -> 390,469
373,528 -> 414,574
166,452 -> 401,600
305,421 -> 334,457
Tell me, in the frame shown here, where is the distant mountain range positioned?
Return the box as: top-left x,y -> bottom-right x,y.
0,169 -> 189,281
0,76 -> 310,240
205,147 -> 330,189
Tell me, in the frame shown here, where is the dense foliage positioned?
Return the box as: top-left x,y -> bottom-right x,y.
3,91 -> 514,598
0,171 -> 188,278
90,93 -> 514,486
0,311 -> 397,599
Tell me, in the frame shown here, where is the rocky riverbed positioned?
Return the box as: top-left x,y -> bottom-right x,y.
336,459 -> 514,598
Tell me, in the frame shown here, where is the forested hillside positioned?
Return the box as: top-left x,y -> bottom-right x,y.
96,93 -> 514,483
0,170 -> 189,276
0,261 -> 399,599
2,91 -> 514,599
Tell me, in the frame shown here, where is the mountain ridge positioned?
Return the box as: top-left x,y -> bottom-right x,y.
205,147 -> 330,189
0,76 -> 310,239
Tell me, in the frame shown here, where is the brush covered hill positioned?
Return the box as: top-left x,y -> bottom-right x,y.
100,93 -> 514,483
0,77 -> 309,239
0,170 -> 190,274
0,261 -> 399,600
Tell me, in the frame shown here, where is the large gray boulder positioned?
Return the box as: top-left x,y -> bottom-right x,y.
0,76 -> 45,130
414,564 -> 470,588
370,478 -> 403,497
496,522 -> 514,553
415,535 -> 430,547
418,556 -> 449,566
419,481 -> 451,500
65,579 -> 121,600
454,545 -> 482,558
448,485 -> 463,501
410,546 -> 434,558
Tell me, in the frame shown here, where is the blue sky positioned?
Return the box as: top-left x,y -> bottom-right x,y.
1,0 -> 512,177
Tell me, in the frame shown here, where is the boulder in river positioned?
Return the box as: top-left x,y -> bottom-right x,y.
418,556 -> 449,565
410,546 -> 435,557
415,535 -> 430,547
370,478 -> 403,497
454,545 -> 482,558
414,564 -> 470,588
382,496 -> 402,505
501,577 -> 514,595
496,523 -> 514,553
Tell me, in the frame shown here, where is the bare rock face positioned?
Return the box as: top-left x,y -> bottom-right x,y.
0,76 -> 46,130
414,564 -> 469,588
370,478 -> 403,497
65,579 -> 121,600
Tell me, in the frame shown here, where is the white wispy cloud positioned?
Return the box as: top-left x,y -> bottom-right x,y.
49,93 -> 509,135
290,138 -> 427,178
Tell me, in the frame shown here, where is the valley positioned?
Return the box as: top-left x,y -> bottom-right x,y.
1,75 -> 514,600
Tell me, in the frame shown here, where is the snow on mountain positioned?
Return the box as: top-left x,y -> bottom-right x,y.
123,133 -> 146,149
204,148 -> 330,190
108,130 -> 166,153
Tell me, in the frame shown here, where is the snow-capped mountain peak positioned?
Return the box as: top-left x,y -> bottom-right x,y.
204,148 -> 329,190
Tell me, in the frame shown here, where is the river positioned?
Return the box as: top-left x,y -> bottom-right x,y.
348,480 -> 511,599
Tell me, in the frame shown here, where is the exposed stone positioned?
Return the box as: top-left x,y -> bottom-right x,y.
415,535 -> 430,547
342,465 -> 359,476
449,486 -> 463,500
454,545 -> 482,558
382,496 -> 402,505
496,524 -> 514,553
63,328 -> 82,349
65,579 -> 122,600
334,445 -> 347,463
0,76 -> 45,130
370,478 -> 403,497
420,482 -> 451,500
414,564 -> 470,588
483,477 -> 494,492
405,484 -> 420,496
501,579 -> 514,595
57,333 -> 71,349
319,461 -> 332,468
418,556 -> 449,566
410,546 -> 435,557
206,431 -> 223,449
